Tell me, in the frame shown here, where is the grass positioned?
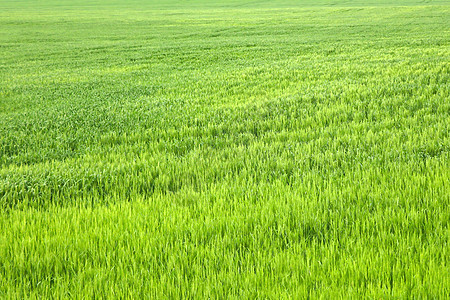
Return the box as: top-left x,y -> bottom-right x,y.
0,0 -> 449,297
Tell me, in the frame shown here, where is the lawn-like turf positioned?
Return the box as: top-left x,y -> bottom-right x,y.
0,0 -> 449,297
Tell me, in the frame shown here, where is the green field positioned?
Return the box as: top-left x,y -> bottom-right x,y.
1,0 -> 449,297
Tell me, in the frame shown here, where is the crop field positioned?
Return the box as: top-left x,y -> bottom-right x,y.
0,0 -> 449,298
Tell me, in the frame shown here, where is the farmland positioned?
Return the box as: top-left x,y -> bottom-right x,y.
0,0 -> 449,297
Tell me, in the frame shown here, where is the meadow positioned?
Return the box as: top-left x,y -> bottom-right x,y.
0,0 -> 449,297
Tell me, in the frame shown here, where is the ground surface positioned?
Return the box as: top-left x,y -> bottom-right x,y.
0,0 -> 449,298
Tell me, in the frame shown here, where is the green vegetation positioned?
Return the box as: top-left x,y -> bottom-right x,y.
1,0 -> 449,297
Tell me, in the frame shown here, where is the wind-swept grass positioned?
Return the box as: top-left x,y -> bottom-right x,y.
0,0 -> 449,297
